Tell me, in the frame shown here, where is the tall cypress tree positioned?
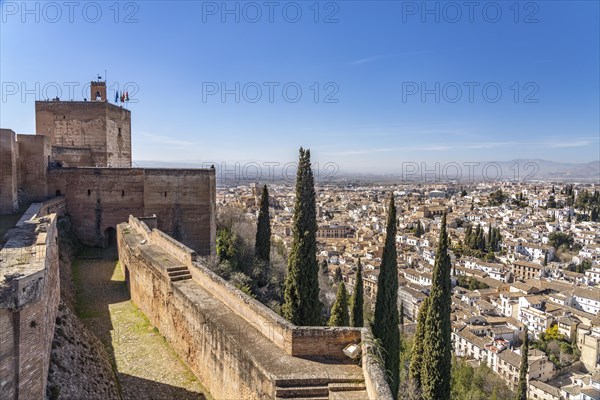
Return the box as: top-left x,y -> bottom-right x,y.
255,185 -> 271,262
373,195 -> 400,398
516,326 -> 530,400
399,302 -> 404,334
351,259 -> 364,327
283,148 -> 320,326
328,282 -> 350,326
409,296 -> 430,391
422,214 -> 452,400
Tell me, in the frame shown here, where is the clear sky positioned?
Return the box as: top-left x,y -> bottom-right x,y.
1,0 -> 599,173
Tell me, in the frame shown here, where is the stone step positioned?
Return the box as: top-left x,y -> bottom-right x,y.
168,269 -> 190,277
329,389 -> 369,400
275,378 -> 329,387
166,266 -> 188,272
170,274 -> 192,282
275,397 -> 328,400
328,382 -> 366,392
275,385 -> 329,398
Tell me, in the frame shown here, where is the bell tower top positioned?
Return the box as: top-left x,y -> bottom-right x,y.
91,80 -> 107,101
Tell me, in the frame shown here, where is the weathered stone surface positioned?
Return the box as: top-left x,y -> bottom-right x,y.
17,134 -> 51,202
0,129 -> 18,214
46,167 -> 216,253
118,216 -> 372,400
46,302 -> 121,400
35,101 -> 131,168
0,201 -> 61,399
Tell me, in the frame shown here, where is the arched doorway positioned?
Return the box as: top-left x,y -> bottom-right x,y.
104,227 -> 117,248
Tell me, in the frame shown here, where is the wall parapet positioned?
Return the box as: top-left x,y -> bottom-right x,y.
361,328 -> 395,400
0,199 -> 61,399
124,215 -> 363,359
120,215 -> 392,398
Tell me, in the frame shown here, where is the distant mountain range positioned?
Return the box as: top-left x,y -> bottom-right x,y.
135,159 -> 599,183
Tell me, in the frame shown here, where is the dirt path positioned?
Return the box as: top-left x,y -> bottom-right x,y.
73,247 -> 209,400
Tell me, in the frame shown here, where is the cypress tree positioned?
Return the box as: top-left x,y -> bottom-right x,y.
409,296 -> 429,391
283,148 -> 320,326
334,266 -> 343,282
495,227 -> 502,250
422,214 -> 452,400
415,221 -> 424,238
321,259 -> 328,275
351,259 -> 364,327
400,302 -> 404,330
373,195 -> 400,398
255,185 -> 271,262
477,225 -> 486,251
465,225 -> 472,247
516,326 -> 530,400
328,282 -> 350,327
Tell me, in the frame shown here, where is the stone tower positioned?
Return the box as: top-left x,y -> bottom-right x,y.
91,80 -> 107,101
35,82 -> 132,168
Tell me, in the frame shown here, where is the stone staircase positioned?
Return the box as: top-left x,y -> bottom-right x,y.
275,378 -> 368,400
167,266 -> 192,282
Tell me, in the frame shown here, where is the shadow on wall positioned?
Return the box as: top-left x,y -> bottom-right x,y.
104,227 -> 117,248
73,247 -> 207,399
118,374 -> 206,400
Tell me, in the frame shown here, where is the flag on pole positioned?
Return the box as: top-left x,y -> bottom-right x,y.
115,90 -> 119,103
125,91 -> 129,102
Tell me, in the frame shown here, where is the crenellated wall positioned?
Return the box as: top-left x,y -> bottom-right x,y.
0,198 -> 65,399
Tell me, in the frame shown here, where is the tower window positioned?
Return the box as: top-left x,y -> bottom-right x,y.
87,189 -> 91,196
122,190 -> 125,197
118,128 -> 122,136
164,191 -> 167,197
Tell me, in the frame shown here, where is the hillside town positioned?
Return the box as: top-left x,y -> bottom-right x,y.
220,181 -> 600,400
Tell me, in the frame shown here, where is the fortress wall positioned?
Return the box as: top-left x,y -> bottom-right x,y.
143,169 -> 216,255
123,216 -> 360,358
46,168 -> 216,253
0,129 -> 18,214
105,105 -> 132,167
361,330 -> 395,400
51,146 -> 92,167
150,228 -> 196,266
118,222 -> 274,399
0,202 -> 61,399
187,258 -> 292,352
17,134 -> 50,201
38,196 -> 67,217
48,168 -> 145,246
36,101 -> 110,166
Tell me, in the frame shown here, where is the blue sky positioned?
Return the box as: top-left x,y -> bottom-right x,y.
1,0 -> 599,172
